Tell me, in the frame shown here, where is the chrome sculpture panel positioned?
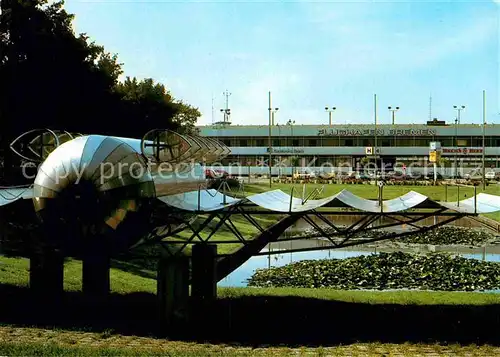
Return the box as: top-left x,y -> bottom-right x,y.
140,129 -> 230,164
333,190 -> 428,213
246,189 -> 432,213
158,189 -> 241,212
246,189 -> 342,212
32,135 -> 156,235
441,193 -> 500,214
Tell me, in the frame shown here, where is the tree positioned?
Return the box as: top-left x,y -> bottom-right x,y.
114,77 -> 178,137
0,0 -> 202,183
115,77 -> 201,137
172,101 -> 201,135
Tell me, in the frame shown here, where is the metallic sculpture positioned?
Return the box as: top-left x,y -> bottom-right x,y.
4,127 -> 500,258
1,129 -> 231,255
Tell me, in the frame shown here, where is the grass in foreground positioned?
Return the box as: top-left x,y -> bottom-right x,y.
3,255 -> 500,305
0,335 -> 499,356
2,255 -> 500,353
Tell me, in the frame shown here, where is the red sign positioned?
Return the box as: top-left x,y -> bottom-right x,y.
442,148 -> 483,154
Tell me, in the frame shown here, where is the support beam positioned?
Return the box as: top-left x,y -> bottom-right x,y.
29,248 -> 64,299
82,239 -> 110,298
190,244 -> 217,335
191,244 -> 217,302
157,255 -> 189,333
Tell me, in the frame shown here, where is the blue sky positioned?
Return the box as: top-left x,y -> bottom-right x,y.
64,0 -> 499,126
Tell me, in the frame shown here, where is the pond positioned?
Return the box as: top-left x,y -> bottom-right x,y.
218,238 -> 500,288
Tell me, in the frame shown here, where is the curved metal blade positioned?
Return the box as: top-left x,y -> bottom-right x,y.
10,128 -> 60,162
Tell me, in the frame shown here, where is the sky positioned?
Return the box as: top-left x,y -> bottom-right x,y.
64,0 -> 500,127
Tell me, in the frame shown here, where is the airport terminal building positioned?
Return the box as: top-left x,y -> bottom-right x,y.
196,121 -> 500,176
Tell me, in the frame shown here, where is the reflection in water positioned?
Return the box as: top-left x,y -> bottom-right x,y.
289,214 -> 488,233
218,215 -> 500,288
218,245 -> 500,288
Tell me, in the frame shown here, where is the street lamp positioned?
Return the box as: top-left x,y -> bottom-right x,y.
268,106 -> 279,187
453,105 -> 465,179
219,108 -> 231,123
276,122 -> 282,177
325,106 -> 337,126
453,105 -> 465,124
454,117 -> 459,180
482,91 -> 486,190
388,106 -> 400,125
287,119 -> 295,179
271,107 -> 279,125
388,106 -> 400,147
286,119 -> 295,146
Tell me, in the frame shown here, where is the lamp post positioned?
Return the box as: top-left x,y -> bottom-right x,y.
219,108 -> 231,123
287,119 -> 295,179
482,91 -> 486,190
388,106 -> 400,147
325,106 -> 337,126
268,93 -> 279,188
453,105 -> 465,124
374,94 -> 378,183
388,106 -> 399,125
454,117 -> 459,180
453,105 -> 465,179
276,122 -> 282,177
219,90 -> 231,124
272,108 -> 279,127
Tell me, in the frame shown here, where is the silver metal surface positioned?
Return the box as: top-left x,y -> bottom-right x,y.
140,130 -> 192,163
158,189 -> 241,211
333,190 -> 428,213
140,130 -> 231,164
440,193 -> 500,213
33,135 -> 156,231
245,189 -> 431,213
383,191 -> 429,212
153,163 -> 207,197
245,189 -> 342,212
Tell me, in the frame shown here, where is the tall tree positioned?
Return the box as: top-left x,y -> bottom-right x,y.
114,77 -> 201,137
0,0 -> 202,183
172,101 -> 202,135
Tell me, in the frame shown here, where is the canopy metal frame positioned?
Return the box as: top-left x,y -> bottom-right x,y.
146,199 -> 468,258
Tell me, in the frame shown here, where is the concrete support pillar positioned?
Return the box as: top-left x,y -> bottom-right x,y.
29,248 -> 64,300
82,240 -> 110,298
157,255 -> 190,333
190,244 -> 217,336
191,244 -> 217,303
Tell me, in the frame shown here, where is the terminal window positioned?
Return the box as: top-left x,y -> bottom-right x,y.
308,139 -> 318,146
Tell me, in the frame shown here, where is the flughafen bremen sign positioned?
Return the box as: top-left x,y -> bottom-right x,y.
317,128 -> 437,136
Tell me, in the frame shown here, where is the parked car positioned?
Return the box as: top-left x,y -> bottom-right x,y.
485,171 -> 496,180
205,168 -> 228,179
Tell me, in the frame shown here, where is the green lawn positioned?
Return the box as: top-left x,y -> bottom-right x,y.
1,253 -> 500,354
3,183 -> 500,354
6,255 -> 500,305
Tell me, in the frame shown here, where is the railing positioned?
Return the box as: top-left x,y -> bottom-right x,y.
443,182 -> 478,213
